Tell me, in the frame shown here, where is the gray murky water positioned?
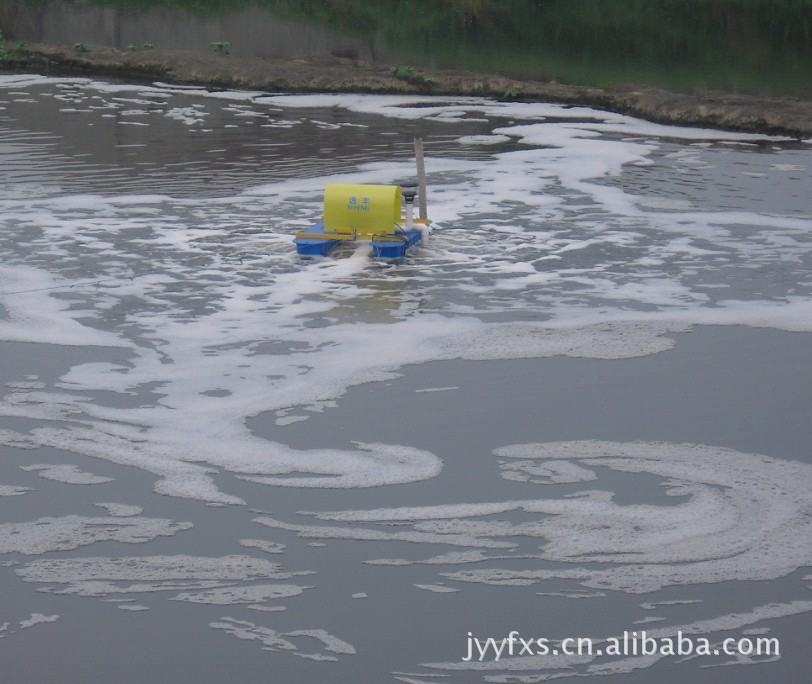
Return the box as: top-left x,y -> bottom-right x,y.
1,75 -> 811,682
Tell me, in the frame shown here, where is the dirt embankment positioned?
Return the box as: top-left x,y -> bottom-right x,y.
4,41 -> 812,138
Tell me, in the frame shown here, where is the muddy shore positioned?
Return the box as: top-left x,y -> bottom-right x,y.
3,40 -> 812,137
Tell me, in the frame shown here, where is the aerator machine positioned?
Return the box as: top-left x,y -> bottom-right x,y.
293,182 -> 429,258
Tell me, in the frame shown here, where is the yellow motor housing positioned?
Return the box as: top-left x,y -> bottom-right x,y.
323,183 -> 402,234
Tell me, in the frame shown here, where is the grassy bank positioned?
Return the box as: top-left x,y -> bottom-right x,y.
19,0 -> 809,98
1,38 -> 811,137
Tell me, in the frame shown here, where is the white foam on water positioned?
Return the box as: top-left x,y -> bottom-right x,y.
208,617 -> 356,661
641,599 -> 703,610
16,554 -> 305,584
0,426 -> 246,505
93,503 -> 143,517
15,553 -> 315,612
164,106 -> 208,125
253,515 -> 515,549
275,415 -> 309,426
265,438 -> 812,676
20,464 -> 114,485
457,134 -> 512,146
365,550 -> 492,567
439,442 -> 812,593
17,614 -> 60,630
240,539 -> 286,554
414,584 -> 459,594
0,485 -> 32,496
0,515 -> 192,555
0,266 -> 129,347
499,459 -> 598,484
1,77 -> 811,678
536,592 -> 605,599
171,583 -> 310,605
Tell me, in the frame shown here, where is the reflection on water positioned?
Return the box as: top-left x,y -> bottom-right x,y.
0,80 -> 498,197
2,0 -> 811,96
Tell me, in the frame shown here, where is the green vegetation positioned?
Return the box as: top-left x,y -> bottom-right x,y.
211,40 -> 230,54
74,42 -> 90,53
390,65 -> 435,87
0,30 -> 23,62
9,0 -> 812,96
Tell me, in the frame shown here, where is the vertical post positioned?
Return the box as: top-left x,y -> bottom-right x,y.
404,192 -> 415,232
414,137 -> 428,221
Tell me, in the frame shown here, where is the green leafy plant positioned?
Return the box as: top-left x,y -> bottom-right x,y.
74,42 -> 89,53
143,42 -> 154,49
390,65 -> 435,87
503,85 -> 523,98
211,40 -> 231,55
127,43 -> 138,51
0,31 -> 13,62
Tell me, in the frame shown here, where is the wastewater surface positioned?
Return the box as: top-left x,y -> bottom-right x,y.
1,75 -> 811,682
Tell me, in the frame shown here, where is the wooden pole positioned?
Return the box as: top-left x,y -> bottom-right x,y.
414,137 -> 428,220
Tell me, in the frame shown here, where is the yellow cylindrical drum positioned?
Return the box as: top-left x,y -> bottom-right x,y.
323,184 -> 402,234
